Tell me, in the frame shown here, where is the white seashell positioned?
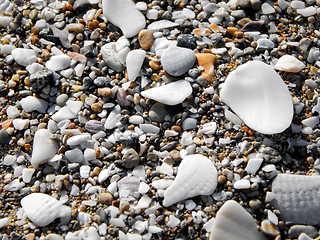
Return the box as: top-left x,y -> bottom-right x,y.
31,129 -> 59,169
45,55 -> 71,71
220,60 -> 293,134
141,80 -> 192,106
21,193 -> 71,227
274,55 -> 305,73
66,133 -> 91,146
104,105 -> 121,129
102,0 -> 145,38
272,174 -> 320,225
126,50 -> 146,82
12,119 -> 29,130
147,20 -> 179,31
209,200 -> 267,240
163,154 -> 217,207
118,176 -> 140,203
20,96 -> 48,113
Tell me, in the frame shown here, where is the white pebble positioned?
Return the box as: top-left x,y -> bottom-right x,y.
233,179 -> 251,189
167,215 -> 180,228
22,168 -> 35,183
80,165 -> 91,179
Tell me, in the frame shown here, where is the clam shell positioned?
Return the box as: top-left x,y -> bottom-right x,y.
21,193 -> 71,227
220,60 -> 293,134
163,154 -> 217,207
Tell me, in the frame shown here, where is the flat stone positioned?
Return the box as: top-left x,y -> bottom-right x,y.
29,70 -> 53,92
118,176 -> 140,202
11,48 -> 37,67
288,225 -> 318,239
161,46 -> 196,76
209,200 -> 267,240
163,154 -> 218,207
149,102 -> 168,122
102,0 -> 146,38
101,42 -> 124,72
138,29 -> 154,50
196,53 -> 216,83
141,80 -> 192,106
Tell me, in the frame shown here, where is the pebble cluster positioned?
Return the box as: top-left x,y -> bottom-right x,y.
1,0 -> 320,239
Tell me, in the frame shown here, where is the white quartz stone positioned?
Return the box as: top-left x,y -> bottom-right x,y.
22,168 -> 35,183
261,3 -> 275,14
65,148 -> 84,163
11,48 -> 37,66
163,154 -> 217,207
102,0 -> 145,38
220,60 -> 294,134
21,193 -> 71,227
233,179 -> 251,189
209,200 -> 267,240
275,55 -> 305,73
126,50 -> 146,82
104,105 -> 121,129
31,129 -> 59,169
45,55 -> 71,71
20,96 -> 48,113
141,80 -> 192,106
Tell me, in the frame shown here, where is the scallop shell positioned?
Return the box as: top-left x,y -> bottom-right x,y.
271,174 -> 320,225
163,154 -> 217,207
21,193 -> 71,227
209,200 -> 267,240
220,60 -> 293,134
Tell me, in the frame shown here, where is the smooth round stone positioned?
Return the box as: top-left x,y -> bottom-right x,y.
149,103 -> 168,122
261,3 -> 276,14
73,0 -> 90,12
249,199 -> 262,209
274,55 -> 305,73
85,120 -> 104,133
45,55 -> 71,71
122,148 -> 140,168
138,29 -> 154,50
261,220 -> 280,237
29,70 -> 53,92
126,49 -> 146,82
65,148 -> 84,163
161,46 -> 196,76
56,94 -> 69,106
177,34 -> 197,50
0,129 -> 10,145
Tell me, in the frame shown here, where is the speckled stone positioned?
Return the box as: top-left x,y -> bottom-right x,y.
122,148 -> 140,168
138,29 -> 154,50
29,70 -> 53,92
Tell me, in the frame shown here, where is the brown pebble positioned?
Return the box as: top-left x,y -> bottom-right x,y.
170,150 -> 182,161
25,233 -> 35,240
307,156 -> 314,164
122,148 -> 140,168
67,23 -> 85,33
172,125 -> 182,132
88,20 -> 99,30
119,201 -> 130,212
92,167 -> 101,176
98,192 -> 113,205
196,53 -> 216,84
237,17 -> 252,27
138,29 -> 154,50
306,89 -> 314,99
149,60 -> 161,71
97,87 -> 112,97
227,26 -> 243,38
91,102 -> 103,113
151,73 -> 160,81
31,27 -> 40,35
40,49 -> 50,62
249,199 -> 262,209
218,175 -> 226,184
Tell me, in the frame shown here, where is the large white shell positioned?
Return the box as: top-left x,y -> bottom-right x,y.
20,96 -> 48,113
272,174 -> 320,225
274,55 -> 305,73
31,129 -> 59,169
220,60 -> 293,134
141,80 -> 192,106
21,193 -> 71,227
163,154 -> 217,207
102,0 -> 145,38
209,200 -> 267,240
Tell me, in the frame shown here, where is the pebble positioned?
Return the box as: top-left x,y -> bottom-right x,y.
29,70 -> 53,92
141,80 -> 192,106
261,220 -> 280,237
122,148 -> 140,168
163,154 -> 217,207
138,30 -> 154,50
45,55 -> 71,71
275,55 -> 305,73
91,102 -> 103,113
73,0 -> 90,12
11,48 -> 37,67
149,103 -> 168,122
220,60 -> 293,134
126,50 -> 146,82
56,94 -> 69,106
288,225 -> 318,239
177,34 -> 197,50
161,46 -> 196,76
98,192 -> 113,205
196,53 -> 216,83
101,43 -> 124,72
102,0 -> 145,38
209,200 -> 267,240
65,148 -> 84,163
261,3 -> 276,14
0,129 -> 10,145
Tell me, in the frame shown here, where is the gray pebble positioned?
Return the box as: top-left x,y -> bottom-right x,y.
29,70 -> 53,92
73,0 -> 90,12
196,76 -> 208,87
0,129 -> 10,145
288,225 -> 318,238
250,0 -> 262,11
56,94 -> 68,106
238,0 -> 251,8
94,76 -> 110,87
122,148 -> 140,168
149,103 -> 168,122
231,10 -> 246,18
188,68 -> 200,78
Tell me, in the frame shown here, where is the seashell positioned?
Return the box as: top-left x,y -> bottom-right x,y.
85,120 -> 104,133
141,80 -> 192,106
31,129 -> 59,169
209,200 -> 267,240
20,96 -> 48,113
118,176 -> 140,203
274,55 -> 305,73
21,193 -> 71,227
220,60 -> 293,134
102,0 -> 146,38
126,49 -> 146,82
271,174 -> 320,225
163,154 -> 217,207
104,105 -> 121,129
